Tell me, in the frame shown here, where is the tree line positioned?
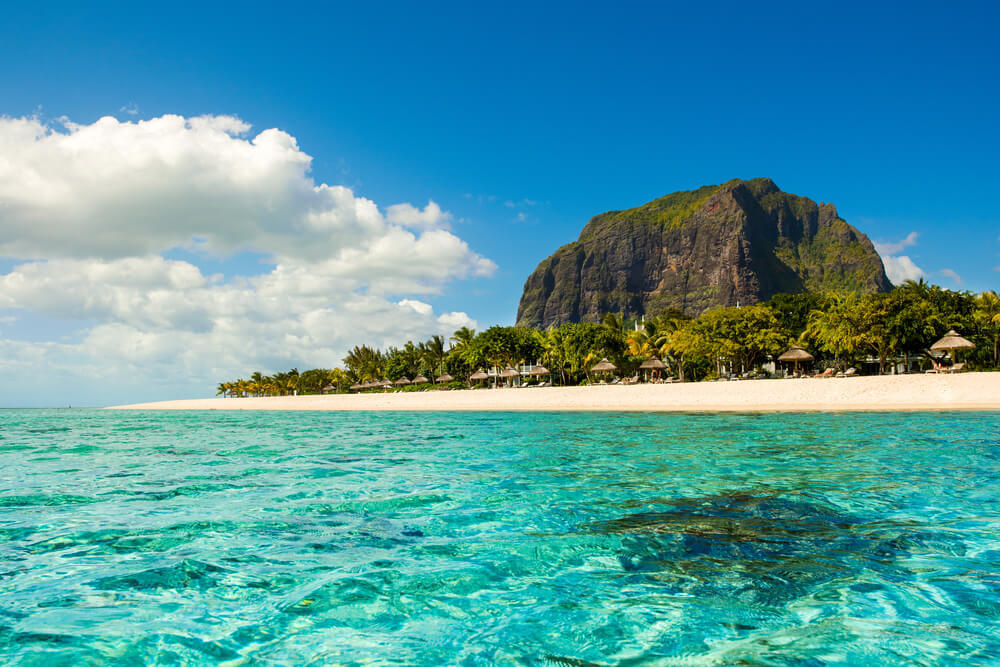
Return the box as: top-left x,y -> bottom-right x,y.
217,280 -> 1000,396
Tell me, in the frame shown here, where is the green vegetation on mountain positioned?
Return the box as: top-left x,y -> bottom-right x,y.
516,178 -> 892,328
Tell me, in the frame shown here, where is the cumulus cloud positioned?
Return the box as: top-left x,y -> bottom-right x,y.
880,255 -> 925,285
0,114 -> 495,403
874,232 -> 924,285
385,201 -> 451,229
875,231 -> 918,256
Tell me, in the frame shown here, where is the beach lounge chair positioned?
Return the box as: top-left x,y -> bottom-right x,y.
943,362 -> 965,373
835,367 -> 857,378
815,368 -> 835,378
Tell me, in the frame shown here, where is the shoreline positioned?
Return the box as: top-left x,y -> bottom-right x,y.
107,372 -> 1000,412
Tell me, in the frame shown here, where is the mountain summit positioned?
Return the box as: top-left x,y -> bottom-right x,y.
516,178 -> 891,328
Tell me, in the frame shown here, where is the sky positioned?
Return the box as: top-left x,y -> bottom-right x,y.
1,1 -> 998,407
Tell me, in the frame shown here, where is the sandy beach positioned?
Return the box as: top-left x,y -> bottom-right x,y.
108,372 -> 1000,412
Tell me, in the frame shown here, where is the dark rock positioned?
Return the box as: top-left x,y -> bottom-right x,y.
516,178 -> 891,327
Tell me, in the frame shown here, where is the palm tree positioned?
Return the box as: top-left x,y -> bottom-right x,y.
250,371 -> 265,397
422,335 -> 447,379
975,291 -> 1000,367
450,326 -> 476,351
602,312 -> 625,333
542,327 -> 567,385
343,345 -> 384,382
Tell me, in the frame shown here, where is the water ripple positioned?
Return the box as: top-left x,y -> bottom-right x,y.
0,409 -> 998,663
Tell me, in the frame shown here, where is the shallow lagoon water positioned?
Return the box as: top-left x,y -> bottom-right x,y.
1,409 -> 999,665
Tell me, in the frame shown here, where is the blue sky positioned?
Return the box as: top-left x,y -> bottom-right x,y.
0,1 -> 998,406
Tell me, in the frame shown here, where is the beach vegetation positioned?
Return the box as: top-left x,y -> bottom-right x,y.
216,282 -> 1000,394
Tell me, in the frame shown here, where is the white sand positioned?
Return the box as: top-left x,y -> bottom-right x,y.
108,372 -> 1000,412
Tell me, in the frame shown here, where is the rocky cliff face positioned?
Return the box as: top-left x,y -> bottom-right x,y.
516,178 -> 892,328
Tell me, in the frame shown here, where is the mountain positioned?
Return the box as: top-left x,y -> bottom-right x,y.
516,178 -> 892,328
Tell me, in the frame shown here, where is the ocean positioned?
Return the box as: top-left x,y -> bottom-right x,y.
1,409 -> 998,664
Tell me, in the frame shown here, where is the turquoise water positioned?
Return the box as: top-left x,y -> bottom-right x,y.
1,410 -> 999,665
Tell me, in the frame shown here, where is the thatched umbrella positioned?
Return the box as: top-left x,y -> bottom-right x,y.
322,384 -> 335,394
380,379 -> 394,389
469,368 -> 488,388
639,356 -> 667,381
498,366 -> 520,387
778,345 -> 814,375
591,358 -> 617,372
526,364 -> 551,386
394,376 -> 411,386
411,375 -> 429,385
591,357 -> 617,383
931,329 -> 976,363
349,383 -> 362,392
436,373 -> 454,383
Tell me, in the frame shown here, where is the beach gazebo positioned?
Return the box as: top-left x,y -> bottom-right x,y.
639,356 -> 667,381
411,375 -> 429,385
527,364 -> 551,387
778,345 -> 814,376
394,376 -> 411,387
469,368 -> 488,388
499,366 -> 520,387
931,330 -> 976,364
591,358 -> 617,382
435,373 -> 454,384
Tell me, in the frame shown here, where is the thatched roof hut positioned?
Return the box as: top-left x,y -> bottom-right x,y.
435,373 -> 454,383
591,358 -> 617,373
930,330 -> 976,351
469,368 -> 489,381
411,375 -> 430,384
778,346 -> 814,362
639,357 -> 667,370
394,377 -> 411,386
528,365 -> 551,376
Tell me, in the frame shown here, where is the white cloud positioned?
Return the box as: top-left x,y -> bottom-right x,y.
874,231 -> 918,256
385,200 -> 451,229
874,232 -> 924,285
878,255 -> 924,285
0,256 -> 481,404
0,114 -> 496,404
940,268 -> 962,285
119,103 -> 138,115
0,114 -> 494,278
